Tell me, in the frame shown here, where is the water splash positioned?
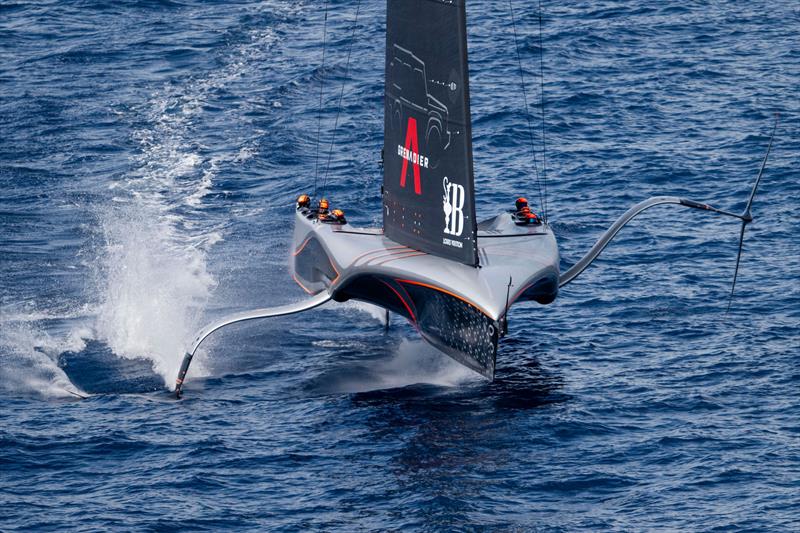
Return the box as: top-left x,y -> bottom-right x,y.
340,300 -> 389,326
310,339 -> 483,395
87,25 -> 280,389
94,202 -> 216,388
92,91 -> 220,388
375,339 -> 482,389
1,20 -> 280,396
0,320 -> 89,398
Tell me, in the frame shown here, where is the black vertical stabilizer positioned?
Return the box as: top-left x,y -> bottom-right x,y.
383,0 -> 478,266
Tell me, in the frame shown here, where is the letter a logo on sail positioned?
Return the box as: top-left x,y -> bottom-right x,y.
399,117 -> 422,195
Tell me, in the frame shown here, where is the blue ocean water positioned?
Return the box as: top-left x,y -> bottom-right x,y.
1,0 -> 799,530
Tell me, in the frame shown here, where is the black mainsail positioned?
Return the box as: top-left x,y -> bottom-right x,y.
383,0 -> 478,266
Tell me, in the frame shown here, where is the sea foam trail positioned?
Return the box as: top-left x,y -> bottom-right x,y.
376,339 -> 481,389
0,22 -> 278,395
0,320 -> 89,398
311,339 -> 482,395
94,202 -> 216,387
94,95 -> 219,388
90,26 -> 277,388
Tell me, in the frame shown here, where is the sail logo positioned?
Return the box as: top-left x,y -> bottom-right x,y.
398,117 -> 428,195
443,177 -> 465,238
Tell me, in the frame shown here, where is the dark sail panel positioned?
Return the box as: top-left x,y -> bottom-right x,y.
383,0 -> 478,266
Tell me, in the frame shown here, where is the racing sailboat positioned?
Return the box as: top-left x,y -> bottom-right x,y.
174,0 -> 775,398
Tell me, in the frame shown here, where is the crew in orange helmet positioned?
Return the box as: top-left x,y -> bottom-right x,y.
514,196 -> 541,225
330,209 -> 346,224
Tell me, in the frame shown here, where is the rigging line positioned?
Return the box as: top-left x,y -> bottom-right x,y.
320,0 -> 362,197
537,0 -> 548,222
508,0 -> 546,219
312,0 -> 330,198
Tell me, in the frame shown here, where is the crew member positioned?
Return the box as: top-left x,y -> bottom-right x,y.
318,198 -> 330,219
513,197 -> 541,225
329,209 -> 346,224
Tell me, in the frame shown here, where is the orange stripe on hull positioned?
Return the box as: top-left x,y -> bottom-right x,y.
352,245 -> 411,266
396,279 -> 491,317
380,280 -> 417,324
292,236 -> 313,257
292,272 -> 316,295
375,251 -> 428,266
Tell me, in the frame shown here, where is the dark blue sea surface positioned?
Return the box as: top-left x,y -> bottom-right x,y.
1,0 -> 799,530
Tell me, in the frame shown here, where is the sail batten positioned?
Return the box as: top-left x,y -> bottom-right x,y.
383,0 -> 478,266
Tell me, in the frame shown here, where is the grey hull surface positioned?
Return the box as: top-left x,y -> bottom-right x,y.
291,208 -> 559,378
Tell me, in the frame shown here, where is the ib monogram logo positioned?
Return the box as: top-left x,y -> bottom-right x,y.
442,177 -> 465,237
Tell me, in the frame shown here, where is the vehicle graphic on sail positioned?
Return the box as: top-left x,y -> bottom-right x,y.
387,44 -> 452,156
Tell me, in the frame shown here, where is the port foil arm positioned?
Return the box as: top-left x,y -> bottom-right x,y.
175,291 -> 331,398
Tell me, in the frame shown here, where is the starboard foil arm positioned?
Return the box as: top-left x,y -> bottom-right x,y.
174,291 -> 332,398
560,116 -> 777,290
559,196 -> 744,287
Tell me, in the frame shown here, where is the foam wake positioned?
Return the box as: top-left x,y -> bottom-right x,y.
309,339 -> 482,395
1,21 -> 282,395
0,320 -> 90,398
89,25 -> 279,388
94,202 -> 216,388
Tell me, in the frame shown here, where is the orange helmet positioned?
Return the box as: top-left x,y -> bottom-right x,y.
319,198 -> 329,211
515,197 -> 528,211
332,209 -> 345,219
297,194 -> 310,208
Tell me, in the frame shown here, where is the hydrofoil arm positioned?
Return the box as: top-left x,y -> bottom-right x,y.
559,196 -> 747,287
561,117 -> 776,291
175,291 -> 331,398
